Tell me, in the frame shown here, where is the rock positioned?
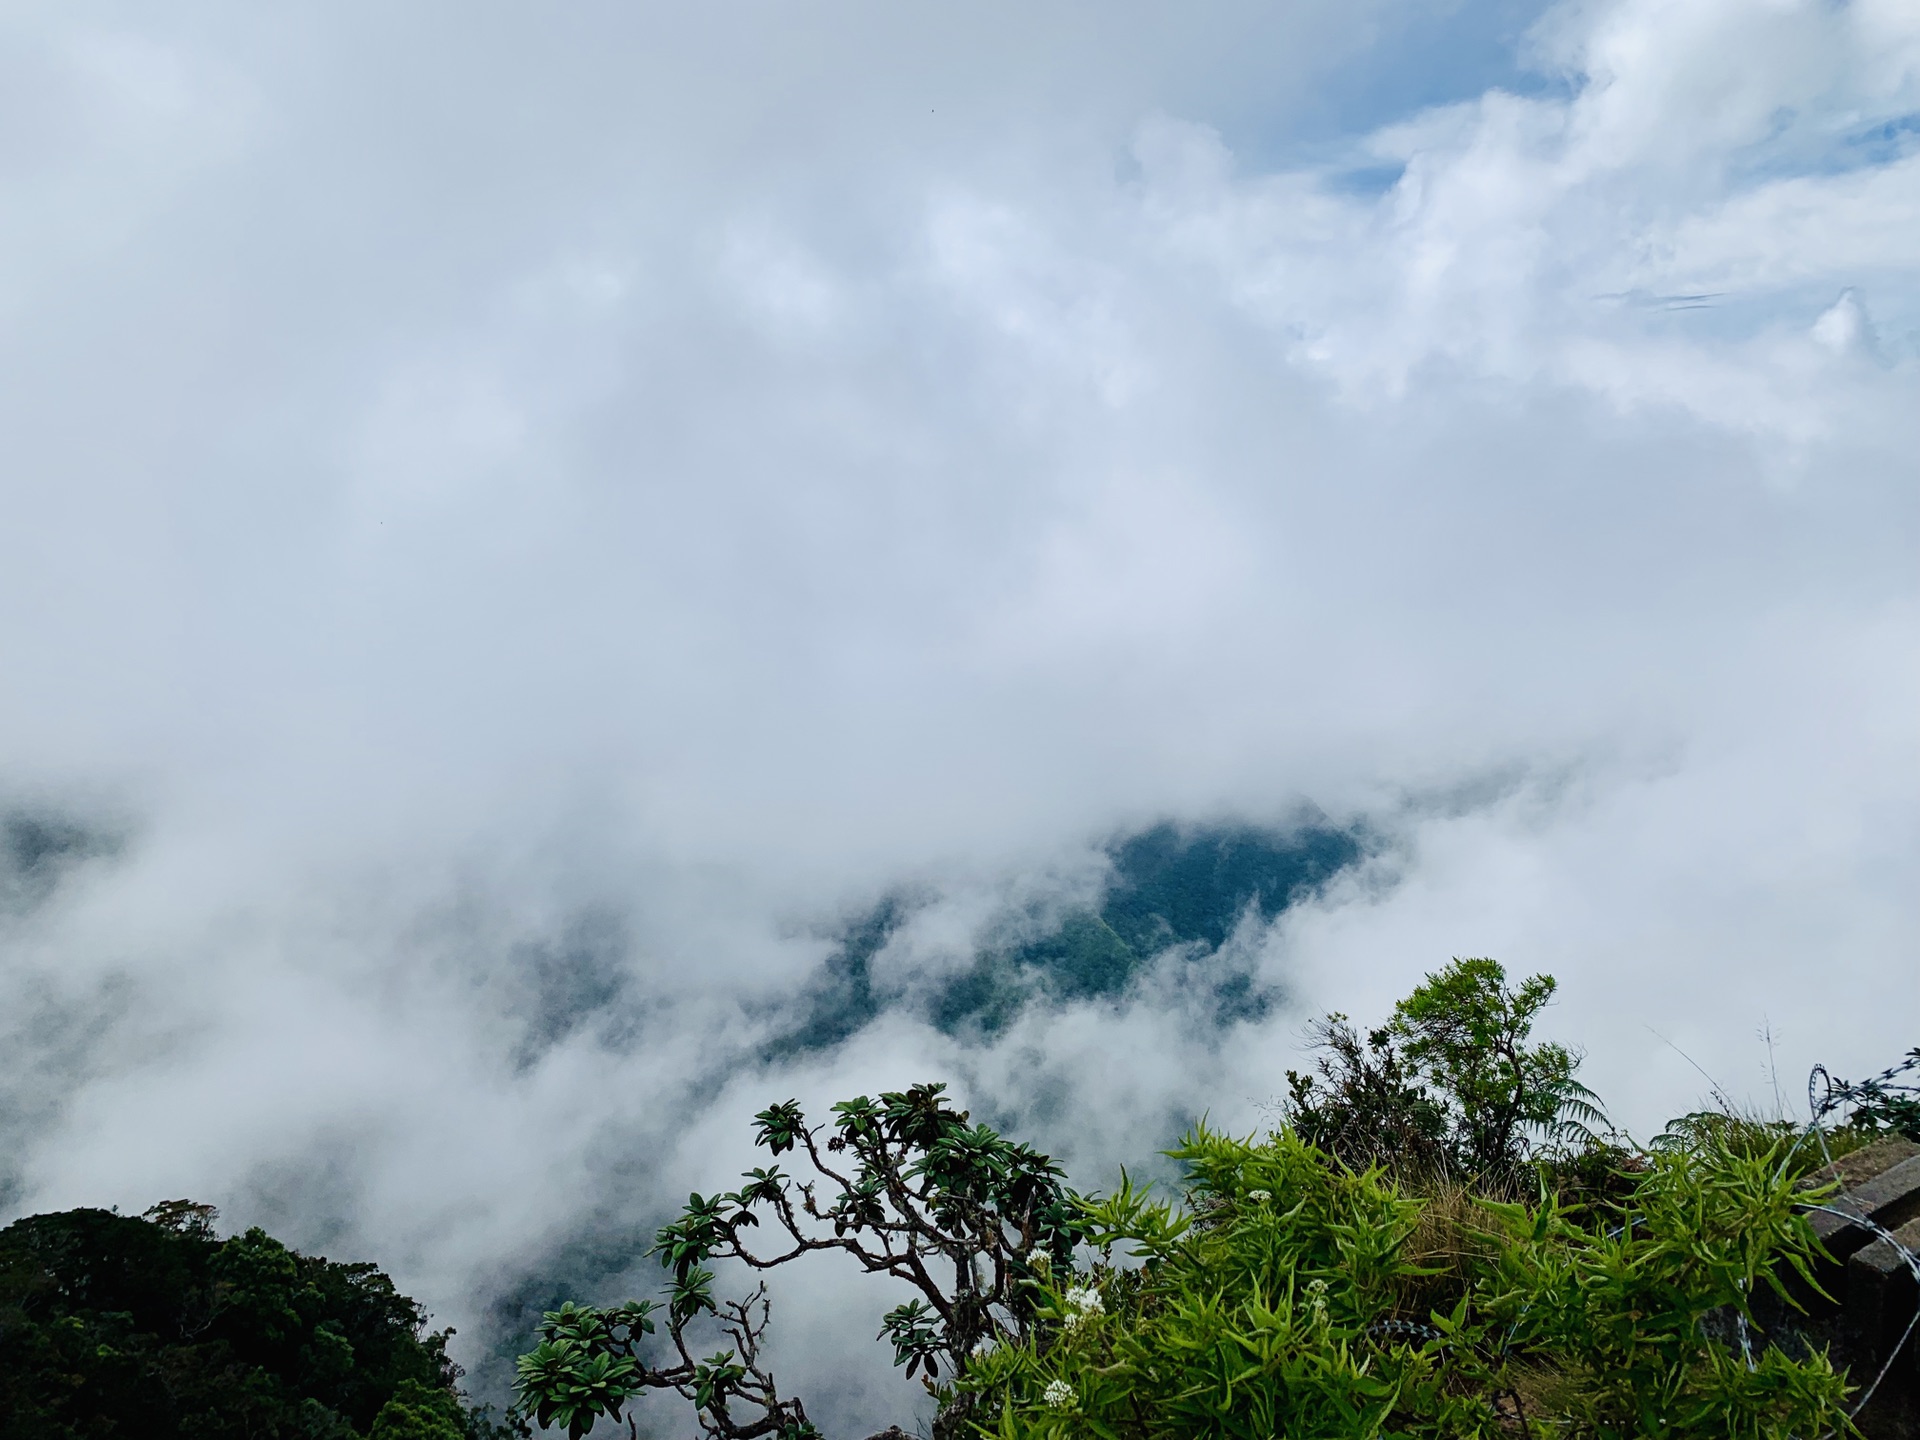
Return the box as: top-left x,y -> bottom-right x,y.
1822,1136 -> 1920,1192
1807,1154 -> 1920,1265
1848,1215 -> 1920,1382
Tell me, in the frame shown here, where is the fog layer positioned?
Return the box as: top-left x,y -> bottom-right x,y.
2,0 -> 1916,1424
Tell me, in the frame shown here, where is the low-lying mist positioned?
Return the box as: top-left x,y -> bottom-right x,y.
2,0 -> 1917,1430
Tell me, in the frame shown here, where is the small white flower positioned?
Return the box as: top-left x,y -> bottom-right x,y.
1064,1285 -> 1104,1315
972,1336 -> 996,1356
1246,1189 -> 1271,1203
1305,1278 -> 1329,1320
1061,1310 -> 1088,1335
1043,1379 -> 1075,1410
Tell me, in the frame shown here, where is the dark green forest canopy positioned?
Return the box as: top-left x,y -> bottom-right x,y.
774,819 -> 1364,1053
0,1201 -> 518,1440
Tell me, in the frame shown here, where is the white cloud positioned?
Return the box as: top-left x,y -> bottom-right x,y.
1,0 -> 1916,1428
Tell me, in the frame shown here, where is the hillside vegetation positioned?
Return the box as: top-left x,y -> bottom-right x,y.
774,821 -> 1362,1054
0,1200 -> 519,1440
7,957 -> 1913,1439
519,960 -> 1919,1440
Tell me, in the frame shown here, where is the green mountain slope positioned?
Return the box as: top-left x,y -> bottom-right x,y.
776,819 -> 1365,1051
0,1201 -> 518,1440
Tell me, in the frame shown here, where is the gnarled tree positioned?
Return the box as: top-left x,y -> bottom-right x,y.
514,1083 -> 1085,1440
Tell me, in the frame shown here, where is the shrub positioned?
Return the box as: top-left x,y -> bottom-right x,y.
964,1129 -> 1851,1440
518,1110 -> 1852,1440
1285,958 -> 1606,1186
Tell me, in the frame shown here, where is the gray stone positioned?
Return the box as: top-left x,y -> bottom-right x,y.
1808,1154 -> 1920,1262
1824,1136 -> 1920,1191
1848,1216 -> 1920,1378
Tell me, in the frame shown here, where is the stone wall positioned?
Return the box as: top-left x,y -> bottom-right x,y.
1799,1135 -> 1920,1435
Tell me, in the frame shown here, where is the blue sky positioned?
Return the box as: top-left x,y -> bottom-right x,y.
1,0 -> 1916,1424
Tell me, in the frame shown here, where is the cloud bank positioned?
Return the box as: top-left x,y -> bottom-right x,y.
2,0 -> 1916,1426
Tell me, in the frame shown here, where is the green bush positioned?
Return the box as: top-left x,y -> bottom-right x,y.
962,1128 -> 1851,1440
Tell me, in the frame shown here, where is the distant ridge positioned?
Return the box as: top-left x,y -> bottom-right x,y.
773,817 -> 1365,1054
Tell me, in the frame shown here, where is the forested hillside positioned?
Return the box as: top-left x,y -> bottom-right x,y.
775,819 -> 1363,1054
0,1200 -> 520,1440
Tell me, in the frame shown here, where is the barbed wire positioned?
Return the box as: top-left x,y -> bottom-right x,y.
1808,1048 -> 1920,1128
1791,1053 -> 1920,1434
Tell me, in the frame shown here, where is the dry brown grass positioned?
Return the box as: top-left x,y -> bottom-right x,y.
1394,1180 -> 1502,1321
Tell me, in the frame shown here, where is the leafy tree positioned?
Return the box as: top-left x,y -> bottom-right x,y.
513,1082 -> 1084,1440
1287,958 -> 1605,1183
0,1201 -> 520,1440
371,1379 -> 474,1439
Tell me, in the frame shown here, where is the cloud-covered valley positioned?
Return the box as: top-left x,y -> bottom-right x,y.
2,0 -> 1916,1425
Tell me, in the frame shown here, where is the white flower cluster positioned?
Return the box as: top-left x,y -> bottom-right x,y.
972,1335 -> 996,1357
1305,1277 -> 1329,1322
1043,1379 -> 1075,1410
1246,1189 -> 1272,1203
1061,1284 -> 1104,1334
